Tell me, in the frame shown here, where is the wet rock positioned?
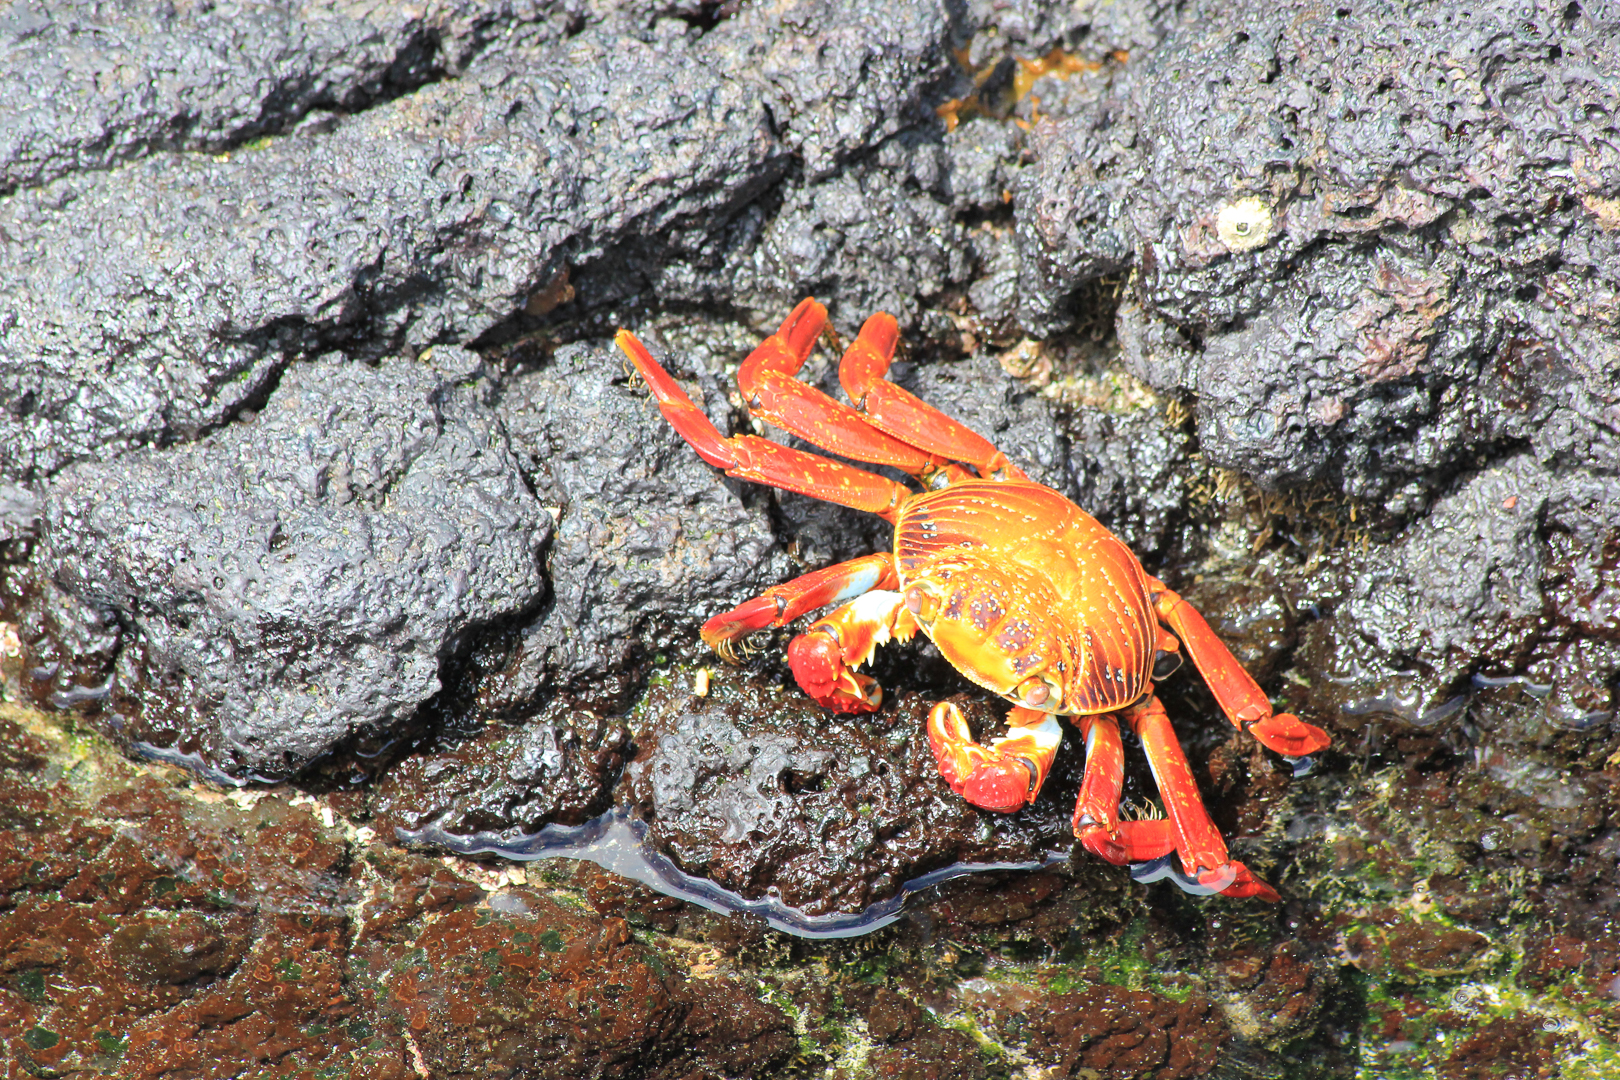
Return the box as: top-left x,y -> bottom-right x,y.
0,6 -> 788,483
493,339 -> 791,707
0,708 -> 389,1078
1294,451 -> 1620,765
853,983 -> 996,1079
0,483 -> 37,548
623,670 -> 1081,916
1,703 -> 802,1079
363,705 -> 632,834
37,350 -> 546,776
734,138 -> 975,332
739,0 -> 949,184
1442,1016 -> 1577,1080
1018,0 -> 1620,505
376,891 -> 796,1079
1063,398 -> 1191,557
1002,985 -> 1231,1079
0,1 -> 596,194
911,348 -> 1067,489
1206,925 -> 1336,1046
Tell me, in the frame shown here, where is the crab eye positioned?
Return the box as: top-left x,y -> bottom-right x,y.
905,586 -> 938,622
1017,677 -> 1059,709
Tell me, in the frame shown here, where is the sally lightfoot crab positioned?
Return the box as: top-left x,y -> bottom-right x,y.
616,300 -> 1330,900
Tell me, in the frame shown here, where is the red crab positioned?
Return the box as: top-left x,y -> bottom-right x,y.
616,300 -> 1330,899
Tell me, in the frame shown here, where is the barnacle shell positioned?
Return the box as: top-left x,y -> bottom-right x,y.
1215,196 -> 1274,252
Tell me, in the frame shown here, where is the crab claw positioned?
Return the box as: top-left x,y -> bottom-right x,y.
959,759 -> 1037,813
787,631 -> 882,713
927,703 -> 1059,812
1244,710 -> 1331,758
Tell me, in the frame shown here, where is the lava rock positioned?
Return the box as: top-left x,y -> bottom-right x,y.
0,0 -> 591,194
386,891 -> 796,1079
1003,985 -> 1231,1079
0,7 -> 784,483
38,349 -> 547,775
1296,451 -> 1620,756
622,670 -> 1080,917
1017,0 -> 1620,506
365,707 -> 632,834
1063,400 -> 1191,557
493,339 -> 792,707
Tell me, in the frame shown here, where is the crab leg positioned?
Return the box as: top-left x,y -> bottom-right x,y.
1146,577 -> 1330,758
1071,713 -> 1198,871
927,702 -> 1063,813
618,329 -> 913,522
1071,714 -> 1124,849
838,313 -> 1029,482
784,589 -> 920,714
1123,695 -> 1280,901
700,553 -> 899,661
737,300 -> 967,482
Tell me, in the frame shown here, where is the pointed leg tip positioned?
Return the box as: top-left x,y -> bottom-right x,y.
1076,825 -> 1130,866
1218,875 -> 1281,903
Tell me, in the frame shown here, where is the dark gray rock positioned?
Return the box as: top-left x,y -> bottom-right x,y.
0,0 -> 592,195
1063,401 -> 1190,557
0,482 -> 37,546
734,135 -> 974,331
624,674 -> 1079,916
491,338 -> 791,708
1296,451 -> 1619,753
1017,0 -> 1620,505
734,0 -> 949,183
910,349 -> 1066,487
0,0 -> 968,487
0,18 -> 783,483
366,705 -> 632,833
38,349 -> 547,775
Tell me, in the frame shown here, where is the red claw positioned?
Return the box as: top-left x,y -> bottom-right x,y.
788,631 -> 881,713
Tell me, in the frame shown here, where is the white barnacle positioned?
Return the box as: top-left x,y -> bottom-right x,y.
1215,196 -> 1274,253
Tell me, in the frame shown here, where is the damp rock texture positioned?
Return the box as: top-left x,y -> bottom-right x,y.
490,340 -> 791,709
0,706 -> 797,1080
0,0 -> 592,194
3,1 -> 1620,1077
361,706 -> 633,836
622,673 -> 1086,916
37,350 -> 547,776
1,0 -> 955,484
1019,0 -> 1620,510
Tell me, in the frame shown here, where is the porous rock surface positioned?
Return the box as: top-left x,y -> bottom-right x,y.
0,0 -> 950,484
1,0 -> 1618,1076
35,348 -> 546,775
1019,0 -> 1620,511
0,1 -> 595,193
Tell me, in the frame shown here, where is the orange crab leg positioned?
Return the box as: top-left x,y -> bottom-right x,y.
838,312 -> 1029,482
1146,576 -> 1330,758
784,589 -> 920,714
737,300 -> 964,480
927,702 -> 1063,813
617,329 -> 913,521
700,553 -> 899,660
1125,695 -> 1280,901
1072,714 -> 1125,849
